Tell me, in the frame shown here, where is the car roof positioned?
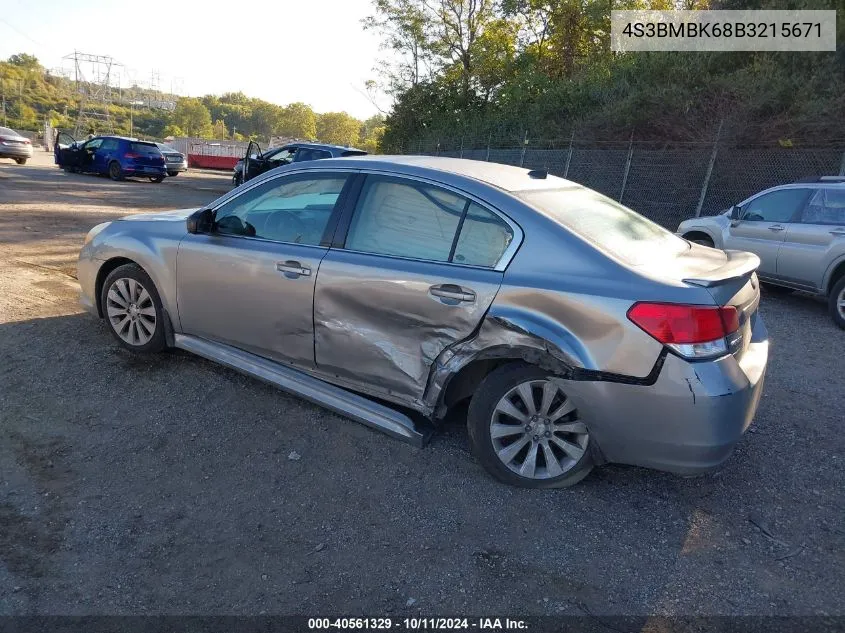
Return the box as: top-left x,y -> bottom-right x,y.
286,142 -> 366,153
285,155 -> 575,193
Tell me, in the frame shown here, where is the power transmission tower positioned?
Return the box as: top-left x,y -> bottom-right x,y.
63,51 -> 123,137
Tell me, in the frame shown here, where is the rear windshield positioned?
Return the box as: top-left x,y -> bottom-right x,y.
517,187 -> 688,266
157,143 -> 178,153
0,127 -> 18,136
130,142 -> 161,154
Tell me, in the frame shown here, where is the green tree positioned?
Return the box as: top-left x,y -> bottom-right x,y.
173,97 -> 212,137
250,101 -> 283,140
317,112 -> 362,146
211,118 -> 229,139
7,53 -> 40,69
278,102 -> 317,139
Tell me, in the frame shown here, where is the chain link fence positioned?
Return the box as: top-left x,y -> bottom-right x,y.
399,136 -> 845,229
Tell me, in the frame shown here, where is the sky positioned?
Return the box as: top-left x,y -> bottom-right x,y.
0,0 -> 389,119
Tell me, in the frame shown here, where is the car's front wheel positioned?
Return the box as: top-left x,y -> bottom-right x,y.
101,264 -> 167,353
167,171 -> 179,177
467,363 -> 594,488
829,275 -> 845,330
149,175 -> 164,183
15,157 -> 27,165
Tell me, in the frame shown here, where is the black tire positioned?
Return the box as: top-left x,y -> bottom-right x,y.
684,234 -> 714,247
167,171 -> 179,177
108,161 -> 124,181
829,276 -> 845,330
100,264 -> 167,353
233,173 -> 243,187
149,175 -> 165,183
15,157 -> 27,165
467,362 -> 594,489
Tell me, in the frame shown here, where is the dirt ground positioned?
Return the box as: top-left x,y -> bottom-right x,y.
1,151 -> 843,616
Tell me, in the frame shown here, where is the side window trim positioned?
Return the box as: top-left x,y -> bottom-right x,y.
330,172 -> 523,272
207,170 -> 357,248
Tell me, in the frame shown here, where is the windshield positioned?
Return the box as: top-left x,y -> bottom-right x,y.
157,143 -> 178,153
517,187 -> 688,266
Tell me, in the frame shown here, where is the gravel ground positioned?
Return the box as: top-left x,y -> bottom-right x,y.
1,153 -> 843,616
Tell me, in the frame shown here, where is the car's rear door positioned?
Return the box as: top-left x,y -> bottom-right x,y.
723,187 -> 811,278
778,188 -> 845,290
93,138 -> 120,173
313,173 -> 518,405
177,171 -> 354,368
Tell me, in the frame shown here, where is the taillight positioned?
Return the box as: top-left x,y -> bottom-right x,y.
627,302 -> 739,359
124,152 -> 140,159
24,139 -> 31,145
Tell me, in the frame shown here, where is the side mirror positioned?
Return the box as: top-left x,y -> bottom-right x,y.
730,205 -> 741,221
187,208 -> 214,234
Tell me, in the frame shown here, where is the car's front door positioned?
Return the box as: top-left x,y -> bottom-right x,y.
78,138 -> 103,172
778,188 -> 845,290
723,187 -> 811,278
313,174 -> 517,405
177,171 -> 353,368
54,132 -> 78,167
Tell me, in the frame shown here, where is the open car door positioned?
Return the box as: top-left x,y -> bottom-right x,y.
54,132 -> 81,169
243,140 -> 264,183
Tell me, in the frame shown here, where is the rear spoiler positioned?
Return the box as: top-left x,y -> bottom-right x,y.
683,250 -> 760,287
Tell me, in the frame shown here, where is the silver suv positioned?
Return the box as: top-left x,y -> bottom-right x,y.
678,178 -> 845,329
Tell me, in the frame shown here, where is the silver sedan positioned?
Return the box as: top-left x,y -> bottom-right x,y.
78,156 -> 769,488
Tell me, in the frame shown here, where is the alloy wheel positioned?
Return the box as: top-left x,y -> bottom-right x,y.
838,286 -> 845,320
106,277 -> 156,346
490,379 -> 589,479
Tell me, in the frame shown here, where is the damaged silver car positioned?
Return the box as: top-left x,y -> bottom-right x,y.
78,156 -> 769,488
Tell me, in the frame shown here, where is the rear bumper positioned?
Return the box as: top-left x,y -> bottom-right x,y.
166,163 -> 188,172
0,144 -> 33,158
556,314 -> 768,474
123,164 -> 167,176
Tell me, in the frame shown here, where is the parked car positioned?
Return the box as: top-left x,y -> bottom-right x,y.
0,126 -> 33,164
54,133 -> 167,182
156,142 -> 188,177
678,177 -> 845,329
78,156 -> 768,488
232,141 -> 367,187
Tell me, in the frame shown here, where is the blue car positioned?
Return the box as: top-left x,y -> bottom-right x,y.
54,132 -> 167,182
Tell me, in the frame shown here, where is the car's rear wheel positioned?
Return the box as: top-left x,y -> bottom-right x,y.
467,363 -> 593,488
829,276 -> 845,330
149,175 -> 164,183
15,157 -> 27,165
684,233 -> 714,247
108,161 -> 124,181
101,264 -> 167,353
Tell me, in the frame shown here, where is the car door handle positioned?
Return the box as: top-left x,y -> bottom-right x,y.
276,260 -> 310,277
768,225 -> 786,232
829,229 -> 845,236
429,284 -> 476,303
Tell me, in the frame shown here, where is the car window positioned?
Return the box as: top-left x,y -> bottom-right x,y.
741,188 -> 810,223
267,148 -> 296,164
84,139 -> 103,151
452,205 -> 514,267
345,178 -> 466,263
214,174 -> 347,245
294,148 -> 332,162
518,187 -> 687,267
801,189 -> 845,225
130,142 -> 160,155
100,139 -> 119,152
